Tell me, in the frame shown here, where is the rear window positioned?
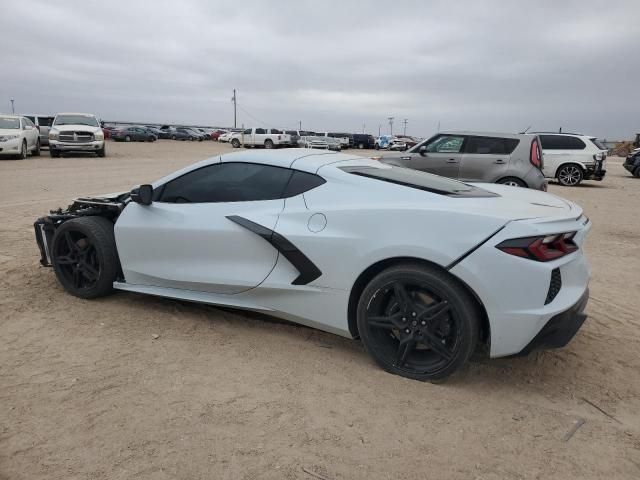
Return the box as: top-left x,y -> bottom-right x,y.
464,136 -> 520,155
590,138 -> 607,150
38,116 -> 54,127
539,135 -> 586,150
340,165 -> 497,197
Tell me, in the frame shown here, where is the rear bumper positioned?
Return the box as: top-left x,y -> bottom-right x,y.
515,289 -> 588,355
584,161 -> 606,180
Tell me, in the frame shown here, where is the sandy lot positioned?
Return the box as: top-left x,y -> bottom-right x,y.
1,140 -> 639,479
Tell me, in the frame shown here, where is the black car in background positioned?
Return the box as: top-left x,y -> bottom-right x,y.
146,126 -> 171,139
352,133 -> 376,149
624,149 -> 640,177
112,126 -> 157,142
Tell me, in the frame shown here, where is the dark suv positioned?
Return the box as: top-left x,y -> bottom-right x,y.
352,133 -> 376,149
624,149 -> 640,177
379,131 -> 547,190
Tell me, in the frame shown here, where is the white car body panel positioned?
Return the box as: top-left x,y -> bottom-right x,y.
109,149 -> 590,357
0,116 -> 39,157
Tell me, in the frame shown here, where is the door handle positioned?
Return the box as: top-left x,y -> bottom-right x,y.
494,159 -> 506,164
446,158 -> 458,163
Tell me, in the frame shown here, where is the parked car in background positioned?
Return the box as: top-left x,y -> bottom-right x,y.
388,137 -> 408,151
210,130 -> 227,141
375,135 -> 393,150
298,135 -> 342,151
231,128 -> 293,149
317,132 -> 352,149
218,132 -> 235,143
24,114 -> 55,147
533,133 -> 607,186
111,126 -> 157,142
0,115 -> 41,159
49,113 -> 105,158
624,149 -> 640,177
145,126 -> 171,139
379,131 -> 547,190
352,133 -> 376,149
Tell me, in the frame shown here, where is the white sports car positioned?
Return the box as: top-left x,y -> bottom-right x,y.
34,149 -> 591,381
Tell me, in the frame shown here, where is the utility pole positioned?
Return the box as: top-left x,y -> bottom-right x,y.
299,120 -> 302,131
388,117 -> 394,135
362,122 -> 365,133
402,118 -> 408,136
378,124 -> 381,136
10,98 -> 15,114
231,89 -> 237,128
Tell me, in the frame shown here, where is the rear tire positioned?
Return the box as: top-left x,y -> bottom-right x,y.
51,217 -> 119,299
497,177 -> 526,187
358,143 -> 365,149
556,164 -> 584,186
33,139 -> 41,156
125,135 -> 131,142
171,135 -> 177,140
356,263 -> 480,382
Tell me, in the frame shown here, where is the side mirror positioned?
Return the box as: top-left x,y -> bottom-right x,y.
419,145 -> 427,156
130,184 -> 153,205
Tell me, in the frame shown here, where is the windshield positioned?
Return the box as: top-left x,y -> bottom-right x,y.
54,115 -> 98,127
340,165 -> 497,197
0,117 -> 20,129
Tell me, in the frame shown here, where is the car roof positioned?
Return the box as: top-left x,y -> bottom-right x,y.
531,132 -> 589,137
0,114 -> 21,119
55,112 -> 97,117
441,130 -> 535,139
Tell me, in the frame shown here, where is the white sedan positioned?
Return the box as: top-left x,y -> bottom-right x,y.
0,115 -> 41,159
34,149 -> 591,381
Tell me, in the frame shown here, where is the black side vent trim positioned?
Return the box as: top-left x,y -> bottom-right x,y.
226,215 -> 322,286
545,268 -> 562,305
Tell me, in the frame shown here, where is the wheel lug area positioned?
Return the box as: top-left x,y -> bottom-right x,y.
421,320 -> 426,326
411,312 -> 417,317
411,320 -> 417,326
404,328 -> 411,334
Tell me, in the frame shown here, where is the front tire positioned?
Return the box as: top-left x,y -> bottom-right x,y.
97,145 -> 106,157
19,140 -> 27,159
356,263 -> 479,382
556,164 -> 584,186
358,143 -> 365,149
33,139 -> 41,156
51,217 -> 119,299
125,135 -> 131,142
634,166 -> 640,178
231,138 -> 241,148
50,148 -> 60,158
264,139 -> 274,149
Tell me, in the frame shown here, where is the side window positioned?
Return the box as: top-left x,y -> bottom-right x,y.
271,128 -> 282,134
158,162 -> 293,204
22,117 -> 35,128
282,171 -> 326,197
539,135 -> 586,150
255,128 -> 266,134
243,128 -> 252,134
464,136 -> 520,155
26,116 -> 36,124
39,116 -> 54,127
426,135 -> 465,153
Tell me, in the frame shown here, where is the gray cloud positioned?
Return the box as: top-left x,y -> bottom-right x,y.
2,0 -> 639,139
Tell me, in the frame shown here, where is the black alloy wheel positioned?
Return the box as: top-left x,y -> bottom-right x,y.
51,217 -> 119,299
357,264 -> 479,381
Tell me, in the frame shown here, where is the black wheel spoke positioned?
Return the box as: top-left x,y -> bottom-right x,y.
368,313 -> 403,330
395,336 -> 415,366
72,267 -> 82,288
64,232 -> 77,254
56,255 -> 75,265
418,300 -> 450,323
81,263 -> 99,281
421,331 -> 453,361
393,281 -> 414,311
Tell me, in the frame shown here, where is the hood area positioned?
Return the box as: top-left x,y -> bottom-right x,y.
52,124 -> 101,133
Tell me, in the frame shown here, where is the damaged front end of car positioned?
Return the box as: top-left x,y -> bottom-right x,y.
34,192 -> 129,267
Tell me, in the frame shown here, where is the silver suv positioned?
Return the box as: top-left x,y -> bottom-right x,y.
378,131 -> 547,190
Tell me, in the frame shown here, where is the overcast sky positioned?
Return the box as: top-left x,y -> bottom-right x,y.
3,0 -> 639,139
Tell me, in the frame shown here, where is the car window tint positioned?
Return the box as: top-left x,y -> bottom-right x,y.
426,135 -> 465,153
589,138 -> 606,150
465,136 -> 520,155
26,116 -> 35,123
38,116 -> 54,127
539,135 -> 586,150
255,128 -> 266,134
282,171 -> 326,197
270,128 -> 283,134
159,162 -> 293,203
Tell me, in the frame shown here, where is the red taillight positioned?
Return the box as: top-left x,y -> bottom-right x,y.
496,232 -> 578,261
530,138 -> 542,169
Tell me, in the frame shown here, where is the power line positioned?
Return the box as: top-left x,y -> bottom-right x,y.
236,104 -> 269,127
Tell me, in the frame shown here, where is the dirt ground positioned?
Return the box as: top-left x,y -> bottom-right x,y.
1,140 -> 639,480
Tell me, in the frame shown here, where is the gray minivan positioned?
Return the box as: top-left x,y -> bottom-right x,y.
24,114 -> 55,147
379,131 -> 547,190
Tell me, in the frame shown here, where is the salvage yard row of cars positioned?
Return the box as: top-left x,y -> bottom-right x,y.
2,112 -> 630,187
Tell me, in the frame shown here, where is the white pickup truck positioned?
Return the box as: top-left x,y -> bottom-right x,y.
230,128 -> 293,149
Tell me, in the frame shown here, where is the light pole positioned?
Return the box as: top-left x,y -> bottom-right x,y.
362,122 -> 365,133
378,124 -> 381,137
10,98 -> 15,114
388,117 -> 394,135
231,89 -> 237,128
403,118 -> 408,136
299,120 -> 302,131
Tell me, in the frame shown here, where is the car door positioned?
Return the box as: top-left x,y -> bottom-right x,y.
254,128 -> 267,146
459,136 -> 513,182
389,134 -> 465,179
22,118 -> 38,147
115,161 -> 294,294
